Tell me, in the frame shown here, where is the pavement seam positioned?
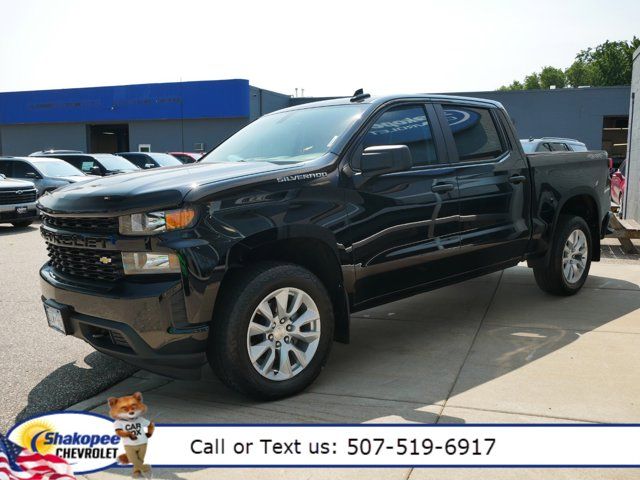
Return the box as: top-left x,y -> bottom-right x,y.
482,320 -> 640,335
439,403 -> 603,424
436,270 -> 504,423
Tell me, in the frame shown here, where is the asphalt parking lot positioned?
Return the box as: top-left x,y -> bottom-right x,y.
0,223 -> 136,433
4,225 -> 640,479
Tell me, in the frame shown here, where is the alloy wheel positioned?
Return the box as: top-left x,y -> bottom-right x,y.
246,287 -> 321,381
562,229 -> 588,284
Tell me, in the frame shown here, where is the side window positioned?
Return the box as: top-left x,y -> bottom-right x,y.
362,105 -> 438,166
536,142 -> 552,152
13,161 -> 38,178
443,106 -> 506,162
0,161 -> 13,176
129,155 -> 148,168
550,142 -> 570,151
61,156 -> 94,172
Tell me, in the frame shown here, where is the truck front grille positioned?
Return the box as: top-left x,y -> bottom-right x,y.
0,188 -> 37,205
47,244 -> 124,282
42,214 -> 119,234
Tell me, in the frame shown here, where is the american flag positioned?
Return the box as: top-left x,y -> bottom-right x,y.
0,433 -> 75,480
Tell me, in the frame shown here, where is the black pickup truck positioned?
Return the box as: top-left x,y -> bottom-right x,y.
38,93 -> 610,399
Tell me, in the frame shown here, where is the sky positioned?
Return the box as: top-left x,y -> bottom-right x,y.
0,0 -> 638,97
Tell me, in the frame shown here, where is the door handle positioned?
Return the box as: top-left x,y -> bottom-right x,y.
509,174 -> 527,184
431,182 -> 455,193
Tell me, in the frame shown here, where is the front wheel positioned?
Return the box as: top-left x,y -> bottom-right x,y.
208,262 -> 334,399
533,215 -> 592,296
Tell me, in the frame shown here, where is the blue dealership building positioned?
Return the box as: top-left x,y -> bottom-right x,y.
0,79 -> 631,162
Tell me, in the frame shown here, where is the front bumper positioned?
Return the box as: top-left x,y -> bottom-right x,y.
0,202 -> 38,223
40,264 -> 208,378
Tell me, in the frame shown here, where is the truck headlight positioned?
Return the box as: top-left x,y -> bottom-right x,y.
119,207 -> 196,235
122,252 -> 181,275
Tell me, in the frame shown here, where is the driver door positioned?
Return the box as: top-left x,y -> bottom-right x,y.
345,102 -> 461,306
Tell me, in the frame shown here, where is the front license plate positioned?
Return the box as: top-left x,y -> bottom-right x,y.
45,304 -> 67,335
15,206 -> 28,215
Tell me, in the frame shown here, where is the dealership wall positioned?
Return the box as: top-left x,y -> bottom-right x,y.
451,86 -> 630,150
128,118 -> 249,153
0,81 -> 632,156
0,123 -> 88,155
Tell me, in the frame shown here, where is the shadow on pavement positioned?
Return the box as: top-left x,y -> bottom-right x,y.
15,351 -> 137,424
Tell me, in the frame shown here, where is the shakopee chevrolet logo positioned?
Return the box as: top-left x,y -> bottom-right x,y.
8,412 -> 120,474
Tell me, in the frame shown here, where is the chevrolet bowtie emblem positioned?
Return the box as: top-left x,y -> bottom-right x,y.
99,256 -> 112,265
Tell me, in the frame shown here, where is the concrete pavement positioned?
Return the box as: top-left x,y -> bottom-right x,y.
72,261 -> 640,479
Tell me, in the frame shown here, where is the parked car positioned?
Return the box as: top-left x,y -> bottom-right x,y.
0,173 -> 38,228
117,152 -> 183,169
38,93 -> 610,400
31,153 -> 139,176
611,160 -> 626,207
520,137 -> 588,153
168,152 -> 203,164
0,156 -> 95,196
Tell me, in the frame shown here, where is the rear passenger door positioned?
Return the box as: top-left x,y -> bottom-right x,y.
435,102 -> 531,269
347,102 -> 461,304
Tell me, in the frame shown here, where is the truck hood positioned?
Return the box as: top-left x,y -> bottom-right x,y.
37,161 -> 292,214
0,178 -> 36,190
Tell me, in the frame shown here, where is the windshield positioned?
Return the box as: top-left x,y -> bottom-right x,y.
202,105 -> 367,164
93,154 -> 139,170
148,153 -> 183,167
520,140 -> 536,153
33,160 -> 84,177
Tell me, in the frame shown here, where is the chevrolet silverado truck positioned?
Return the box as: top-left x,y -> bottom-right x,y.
38,92 -> 610,399
0,174 -> 38,227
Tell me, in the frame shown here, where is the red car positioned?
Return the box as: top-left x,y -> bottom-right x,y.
611,159 -> 626,207
168,152 -> 203,164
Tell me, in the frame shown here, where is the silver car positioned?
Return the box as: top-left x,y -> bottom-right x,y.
0,156 -> 96,196
520,137 -> 588,153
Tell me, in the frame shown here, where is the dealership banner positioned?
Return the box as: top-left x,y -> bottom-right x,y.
6,412 -> 640,472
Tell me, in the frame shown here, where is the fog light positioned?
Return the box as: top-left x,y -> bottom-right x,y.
122,252 -> 181,275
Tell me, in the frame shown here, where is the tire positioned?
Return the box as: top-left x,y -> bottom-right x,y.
11,221 -> 33,228
208,262 -> 334,399
533,215 -> 592,296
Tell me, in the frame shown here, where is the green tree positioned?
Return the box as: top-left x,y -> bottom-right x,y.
539,66 -> 567,89
523,73 -> 541,90
498,80 -> 524,91
576,37 -> 640,86
565,59 -> 594,87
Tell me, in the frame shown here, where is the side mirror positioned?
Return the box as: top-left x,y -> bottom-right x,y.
90,166 -> 101,175
25,171 -> 39,179
355,145 -> 413,175
144,163 -> 155,169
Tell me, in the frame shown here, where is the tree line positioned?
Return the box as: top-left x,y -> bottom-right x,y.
498,38 -> 639,91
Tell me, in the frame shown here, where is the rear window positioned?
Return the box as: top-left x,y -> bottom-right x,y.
443,106 -> 506,162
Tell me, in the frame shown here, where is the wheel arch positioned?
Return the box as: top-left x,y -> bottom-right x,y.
215,226 -> 351,344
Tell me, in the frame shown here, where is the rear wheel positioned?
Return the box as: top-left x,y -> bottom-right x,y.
533,215 -> 591,296
208,262 -> 334,399
11,221 -> 33,228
